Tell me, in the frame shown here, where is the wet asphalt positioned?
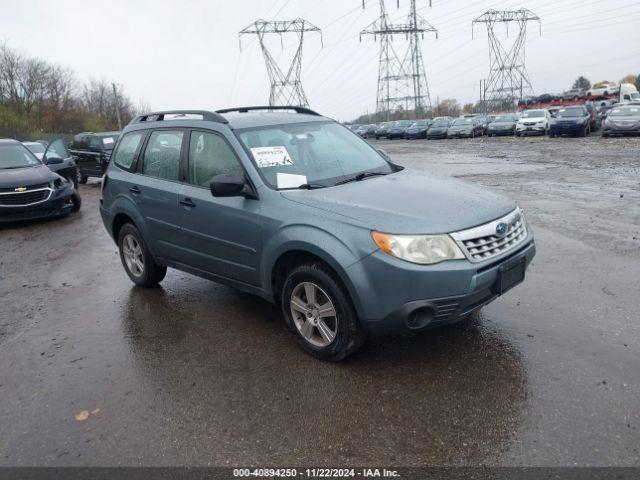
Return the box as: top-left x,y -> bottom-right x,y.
0,135 -> 638,466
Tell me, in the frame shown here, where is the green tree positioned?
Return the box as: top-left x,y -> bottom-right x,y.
572,76 -> 591,90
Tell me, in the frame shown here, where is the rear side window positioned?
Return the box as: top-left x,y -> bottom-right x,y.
142,130 -> 183,181
188,131 -> 243,187
113,132 -> 144,169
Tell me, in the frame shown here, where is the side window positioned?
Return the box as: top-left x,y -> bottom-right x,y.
89,136 -> 102,150
188,131 -> 243,187
142,130 -> 184,181
113,132 -> 144,170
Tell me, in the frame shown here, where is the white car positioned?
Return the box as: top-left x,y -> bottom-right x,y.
22,141 -> 46,160
587,82 -> 620,97
515,109 -> 550,136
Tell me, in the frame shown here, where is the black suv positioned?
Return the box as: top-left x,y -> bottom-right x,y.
69,131 -> 120,183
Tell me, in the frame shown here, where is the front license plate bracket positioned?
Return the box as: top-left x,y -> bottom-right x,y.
492,257 -> 526,295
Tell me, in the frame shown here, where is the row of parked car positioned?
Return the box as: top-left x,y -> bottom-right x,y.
348,103 -> 640,140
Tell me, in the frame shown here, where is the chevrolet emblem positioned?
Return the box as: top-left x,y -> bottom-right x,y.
14,186 -> 27,192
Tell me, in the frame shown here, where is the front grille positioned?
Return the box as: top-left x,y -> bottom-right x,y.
523,122 -> 536,126
0,182 -> 49,193
0,188 -> 51,206
451,208 -> 527,263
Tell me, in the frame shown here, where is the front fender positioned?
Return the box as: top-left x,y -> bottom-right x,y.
261,224 -> 374,316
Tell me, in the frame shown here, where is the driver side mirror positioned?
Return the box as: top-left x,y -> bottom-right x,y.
43,156 -> 63,165
210,173 -> 254,198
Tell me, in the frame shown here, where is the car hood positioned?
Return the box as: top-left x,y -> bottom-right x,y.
281,168 -> 515,234
0,164 -> 57,189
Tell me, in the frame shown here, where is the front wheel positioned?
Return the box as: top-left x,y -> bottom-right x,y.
281,263 -> 365,361
70,191 -> 81,212
118,223 -> 166,287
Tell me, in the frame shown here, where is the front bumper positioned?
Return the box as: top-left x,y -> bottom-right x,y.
347,235 -> 536,335
447,130 -> 473,138
427,130 -> 448,139
488,127 -> 515,135
602,125 -> 640,135
550,123 -> 585,135
387,131 -> 405,139
0,184 -> 74,224
405,130 -> 427,139
516,125 -> 546,135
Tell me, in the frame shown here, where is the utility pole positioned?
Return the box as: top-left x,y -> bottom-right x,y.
239,18 -> 322,107
111,82 -> 122,130
472,9 -> 540,112
360,1 -> 437,121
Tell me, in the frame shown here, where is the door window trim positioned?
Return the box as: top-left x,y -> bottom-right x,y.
135,127 -> 188,184
112,130 -> 149,173
184,128 -> 258,196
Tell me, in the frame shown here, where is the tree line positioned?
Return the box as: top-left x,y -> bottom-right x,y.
0,42 -> 143,140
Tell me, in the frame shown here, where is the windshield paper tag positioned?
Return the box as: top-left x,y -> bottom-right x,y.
102,137 -> 114,144
276,173 -> 307,189
251,146 -> 293,168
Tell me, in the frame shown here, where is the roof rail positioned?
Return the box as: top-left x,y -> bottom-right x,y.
129,110 -> 229,125
215,106 -> 321,116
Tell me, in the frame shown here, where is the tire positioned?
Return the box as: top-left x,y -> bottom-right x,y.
78,172 -> 88,184
70,191 -> 81,212
549,133 -> 555,138
515,132 -> 521,137
580,125 -> 588,137
117,223 -> 167,287
281,263 -> 366,362
602,133 -> 609,138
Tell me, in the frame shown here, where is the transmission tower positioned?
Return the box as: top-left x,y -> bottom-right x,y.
360,1 -> 437,121
239,19 -> 322,107
472,9 -> 540,112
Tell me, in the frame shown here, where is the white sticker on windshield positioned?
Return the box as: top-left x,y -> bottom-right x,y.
251,146 -> 293,168
102,137 -> 114,145
276,173 -> 307,189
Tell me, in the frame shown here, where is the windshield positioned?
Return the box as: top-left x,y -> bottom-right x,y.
24,143 -> 45,154
432,119 -> 449,127
630,93 -> 640,100
451,118 -> 473,126
237,122 -> 393,189
411,121 -> 429,127
0,144 -> 41,169
521,110 -> 545,118
99,136 -> 118,150
609,107 -> 640,117
393,120 -> 412,127
494,115 -> 516,122
556,107 -> 586,118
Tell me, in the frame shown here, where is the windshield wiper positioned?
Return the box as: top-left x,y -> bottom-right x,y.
334,171 -> 388,186
296,183 -> 326,190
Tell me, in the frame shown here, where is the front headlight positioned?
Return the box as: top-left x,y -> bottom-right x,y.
50,177 -> 65,189
372,231 -> 465,265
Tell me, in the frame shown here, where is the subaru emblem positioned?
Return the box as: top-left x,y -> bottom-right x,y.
495,222 -> 508,237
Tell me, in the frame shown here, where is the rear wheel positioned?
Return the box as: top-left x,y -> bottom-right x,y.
118,223 -> 166,287
78,171 -> 88,184
281,263 -> 365,362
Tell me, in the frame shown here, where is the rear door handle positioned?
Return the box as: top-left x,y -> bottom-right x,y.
129,186 -> 141,195
180,197 -> 196,208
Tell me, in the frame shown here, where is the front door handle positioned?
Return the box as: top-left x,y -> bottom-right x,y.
180,197 -> 196,208
129,186 -> 141,195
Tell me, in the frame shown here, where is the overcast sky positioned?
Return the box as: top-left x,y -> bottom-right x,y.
2,0 -> 639,121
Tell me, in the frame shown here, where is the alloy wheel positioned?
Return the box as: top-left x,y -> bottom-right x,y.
122,234 -> 144,278
290,282 -> 337,348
